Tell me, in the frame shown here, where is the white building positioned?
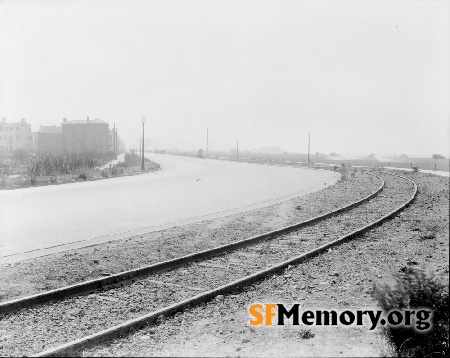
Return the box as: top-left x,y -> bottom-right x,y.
0,117 -> 34,153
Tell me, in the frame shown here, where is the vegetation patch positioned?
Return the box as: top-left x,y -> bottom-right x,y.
0,150 -> 160,189
373,267 -> 449,357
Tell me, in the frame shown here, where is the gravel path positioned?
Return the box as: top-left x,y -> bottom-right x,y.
0,172 -> 415,356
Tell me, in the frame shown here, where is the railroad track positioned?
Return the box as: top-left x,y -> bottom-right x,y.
0,171 -> 417,357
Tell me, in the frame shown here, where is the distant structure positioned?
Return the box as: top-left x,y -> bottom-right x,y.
36,125 -> 63,154
0,117 -> 33,153
2,116 -> 125,155
254,146 -> 282,154
62,117 -> 110,154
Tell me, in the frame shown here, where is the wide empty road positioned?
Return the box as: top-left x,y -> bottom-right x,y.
0,154 -> 340,263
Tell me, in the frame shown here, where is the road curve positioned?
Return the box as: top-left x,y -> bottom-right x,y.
0,154 -> 340,263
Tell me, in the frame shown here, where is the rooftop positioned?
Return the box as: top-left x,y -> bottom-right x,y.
38,125 -> 62,133
0,118 -> 29,125
62,118 -> 107,125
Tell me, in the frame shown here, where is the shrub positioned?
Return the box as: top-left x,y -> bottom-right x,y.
299,329 -> 315,339
110,165 -> 119,176
124,152 -> 141,165
373,267 -> 449,357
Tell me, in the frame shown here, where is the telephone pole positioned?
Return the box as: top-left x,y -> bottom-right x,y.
308,132 -> 311,164
113,123 -> 116,157
115,128 -> 118,156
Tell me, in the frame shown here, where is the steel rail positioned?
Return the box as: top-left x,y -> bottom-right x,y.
0,175 -> 384,315
31,173 -> 416,357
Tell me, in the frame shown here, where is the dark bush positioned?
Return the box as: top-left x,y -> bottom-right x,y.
110,165 -> 119,176
373,267 -> 449,357
124,152 -> 141,165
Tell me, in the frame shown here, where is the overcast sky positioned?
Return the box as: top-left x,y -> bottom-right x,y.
0,0 -> 449,156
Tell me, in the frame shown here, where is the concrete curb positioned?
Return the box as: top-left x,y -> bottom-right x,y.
31,173 -> 416,357
0,176 -> 384,315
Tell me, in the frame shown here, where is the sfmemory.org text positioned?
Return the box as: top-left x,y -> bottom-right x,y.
248,304 -> 432,331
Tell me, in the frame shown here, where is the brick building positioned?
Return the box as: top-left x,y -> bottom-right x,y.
36,125 -> 63,154
62,117 -> 110,154
0,117 -> 34,153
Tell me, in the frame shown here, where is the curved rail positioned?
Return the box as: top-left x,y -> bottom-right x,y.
0,175 -> 384,315
32,173 -> 417,357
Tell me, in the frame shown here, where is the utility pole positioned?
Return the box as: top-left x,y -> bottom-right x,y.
141,116 -> 146,171
113,123 -> 116,157
308,132 -> 311,164
207,127 -> 209,153
115,128 -> 118,156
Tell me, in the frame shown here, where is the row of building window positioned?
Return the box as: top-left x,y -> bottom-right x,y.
0,136 -> 32,141
65,126 -> 104,132
65,137 -> 107,144
0,127 -> 20,131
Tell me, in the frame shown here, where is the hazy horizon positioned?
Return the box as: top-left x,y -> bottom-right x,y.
1,0 -> 449,157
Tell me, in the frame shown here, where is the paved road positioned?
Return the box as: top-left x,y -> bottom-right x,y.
0,154 -> 340,263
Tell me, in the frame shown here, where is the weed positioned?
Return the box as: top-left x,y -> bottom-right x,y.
373,267 -> 449,357
299,329 -> 315,339
417,221 -> 442,241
